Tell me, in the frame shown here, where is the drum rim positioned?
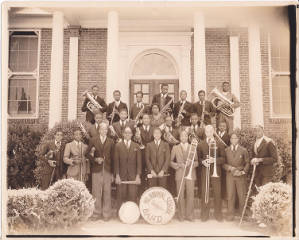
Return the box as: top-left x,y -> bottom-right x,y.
119,201 -> 140,224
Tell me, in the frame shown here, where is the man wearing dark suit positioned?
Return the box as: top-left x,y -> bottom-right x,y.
197,125 -> 226,222
251,125 -> 278,186
193,90 -> 215,127
173,90 -> 193,127
114,127 -> 142,209
107,90 -> 128,123
40,130 -> 65,190
145,127 -> 170,188
111,108 -> 135,141
85,122 -> 115,221
223,132 -> 249,221
87,111 -> 109,138
130,91 -> 150,124
188,113 -> 205,141
81,85 -> 107,124
152,83 -> 173,116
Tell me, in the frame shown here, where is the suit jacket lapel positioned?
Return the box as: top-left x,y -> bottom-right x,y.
257,139 -> 266,153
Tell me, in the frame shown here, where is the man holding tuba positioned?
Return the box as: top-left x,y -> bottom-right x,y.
170,130 -> 198,221
152,83 -> 173,116
81,85 -> 107,124
215,81 -> 240,134
197,125 -> 226,222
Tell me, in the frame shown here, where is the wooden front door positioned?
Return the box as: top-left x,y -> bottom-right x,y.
129,79 -> 179,108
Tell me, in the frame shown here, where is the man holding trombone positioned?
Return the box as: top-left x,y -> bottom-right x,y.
197,125 -> 226,222
170,130 -> 198,221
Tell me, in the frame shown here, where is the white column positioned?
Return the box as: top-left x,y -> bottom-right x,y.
194,12 -> 207,98
49,11 -> 64,128
248,23 -> 264,127
230,36 -> 241,129
68,27 -> 80,121
181,46 -> 192,101
106,11 -> 119,103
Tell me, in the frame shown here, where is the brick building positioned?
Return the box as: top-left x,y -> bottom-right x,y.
3,2 -> 293,140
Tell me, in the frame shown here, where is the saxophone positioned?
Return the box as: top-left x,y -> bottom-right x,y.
160,97 -> 174,116
134,103 -> 145,127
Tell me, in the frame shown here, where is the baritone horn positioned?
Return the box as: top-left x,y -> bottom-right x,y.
208,88 -> 234,117
82,90 -> 103,113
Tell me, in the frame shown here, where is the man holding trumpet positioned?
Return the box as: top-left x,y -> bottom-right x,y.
171,130 -> 198,222
114,127 -> 142,209
197,125 -> 226,222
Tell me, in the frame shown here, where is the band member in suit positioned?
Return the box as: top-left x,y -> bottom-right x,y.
193,90 -> 215,127
107,90 -> 128,123
81,85 -> 107,124
223,132 -> 249,221
40,130 -> 65,190
111,108 -> 135,141
63,129 -> 90,183
115,127 -> 142,209
130,91 -> 150,123
152,83 -> 173,116
85,122 -> 115,221
171,131 -> 199,221
188,113 -> 205,141
251,125 -> 278,186
135,114 -> 154,195
215,81 -> 240,134
197,125 -> 226,222
88,111 -> 109,138
150,103 -> 165,128
173,90 -> 193,127
145,127 -> 170,188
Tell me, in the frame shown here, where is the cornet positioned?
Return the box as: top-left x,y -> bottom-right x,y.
82,90 -> 103,113
109,125 -> 122,143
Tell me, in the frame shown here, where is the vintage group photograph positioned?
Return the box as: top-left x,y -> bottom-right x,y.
1,0 -> 296,238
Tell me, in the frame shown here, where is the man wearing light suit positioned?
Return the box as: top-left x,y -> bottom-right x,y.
145,127 -> 170,188
114,127 -> 142,209
171,130 -> 199,221
63,129 -> 89,183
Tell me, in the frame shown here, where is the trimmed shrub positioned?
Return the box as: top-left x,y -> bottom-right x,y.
7,123 -> 46,189
251,182 -> 292,235
34,120 -> 89,187
7,179 -> 95,233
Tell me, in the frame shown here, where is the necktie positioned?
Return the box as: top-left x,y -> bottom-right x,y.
125,141 -> 129,149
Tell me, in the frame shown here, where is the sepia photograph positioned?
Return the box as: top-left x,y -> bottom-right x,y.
1,0 -> 297,238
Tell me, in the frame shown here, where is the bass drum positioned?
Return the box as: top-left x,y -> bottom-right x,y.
139,187 -> 175,225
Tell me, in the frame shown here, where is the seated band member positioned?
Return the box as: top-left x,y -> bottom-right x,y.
130,91 -> 150,124
85,122 -> 114,221
173,90 -> 193,127
111,108 -> 135,141
40,130 -> 65,190
107,90 -> 128,124
81,85 -> 107,124
63,129 -> 90,183
197,125 -> 226,222
145,127 -> 170,188
215,81 -> 240,134
223,132 -> 249,221
135,114 -> 154,196
114,127 -> 142,209
193,90 -> 215,127
171,131 -> 199,221
150,103 -> 165,128
152,83 -> 173,116
251,125 -> 278,187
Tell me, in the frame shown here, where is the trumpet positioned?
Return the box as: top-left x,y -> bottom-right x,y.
109,103 -> 119,125
82,90 -> 103,113
133,127 -> 145,149
78,121 -> 90,139
208,88 -> 234,117
187,126 -> 200,143
174,102 -> 185,127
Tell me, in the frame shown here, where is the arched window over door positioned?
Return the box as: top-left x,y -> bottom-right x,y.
129,50 -> 179,106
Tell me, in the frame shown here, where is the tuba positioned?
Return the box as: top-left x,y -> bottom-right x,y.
82,90 -> 103,113
208,88 -> 234,117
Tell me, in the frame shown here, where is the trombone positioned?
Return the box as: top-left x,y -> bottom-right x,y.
175,138 -> 198,202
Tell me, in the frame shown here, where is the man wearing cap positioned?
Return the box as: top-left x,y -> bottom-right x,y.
251,125 -> 278,186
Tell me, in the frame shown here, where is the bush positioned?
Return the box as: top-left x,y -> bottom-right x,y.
7,179 -> 95,233
251,182 -> 292,235
7,123 -> 46,189
34,120 -> 89,187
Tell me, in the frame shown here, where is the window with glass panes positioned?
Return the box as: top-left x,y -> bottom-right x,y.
270,33 -> 291,117
8,31 -> 39,117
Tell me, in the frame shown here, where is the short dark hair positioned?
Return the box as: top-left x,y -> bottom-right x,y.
136,91 -> 143,97
219,121 -> 227,127
229,131 -> 239,139
153,127 -> 162,134
161,83 -> 168,88
55,129 -> 63,135
91,85 -> 99,89
151,103 -> 160,111
113,90 -> 121,95
198,90 -> 205,96
222,81 -> 230,85
119,108 -> 128,114
190,113 -> 199,118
